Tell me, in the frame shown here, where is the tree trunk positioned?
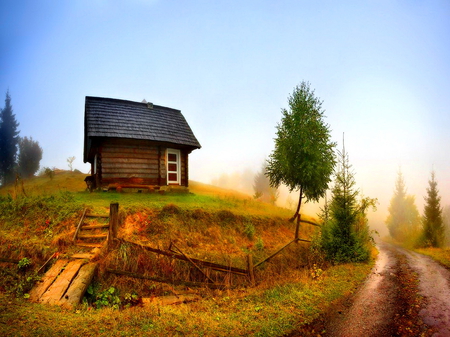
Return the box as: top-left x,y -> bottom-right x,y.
289,186 -> 303,222
294,190 -> 303,240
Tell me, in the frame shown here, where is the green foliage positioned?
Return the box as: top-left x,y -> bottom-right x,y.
255,236 -> 265,251
243,221 -> 256,239
18,137 -> 43,178
385,170 -> 421,243
420,171 -> 445,247
266,82 -> 336,204
17,257 -> 32,270
0,90 -> 20,185
42,167 -> 55,180
320,142 -> 375,263
85,284 -> 121,309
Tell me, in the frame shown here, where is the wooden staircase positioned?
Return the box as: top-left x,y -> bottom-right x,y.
29,203 -> 119,309
72,209 -> 110,259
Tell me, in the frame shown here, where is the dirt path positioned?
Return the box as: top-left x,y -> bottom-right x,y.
291,241 -> 450,336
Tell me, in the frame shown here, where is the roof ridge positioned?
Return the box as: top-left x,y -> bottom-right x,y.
85,96 -> 181,113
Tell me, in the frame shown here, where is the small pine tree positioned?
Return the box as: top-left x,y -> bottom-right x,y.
421,171 -> 444,247
385,170 -> 421,243
0,90 -> 20,185
320,138 -> 373,263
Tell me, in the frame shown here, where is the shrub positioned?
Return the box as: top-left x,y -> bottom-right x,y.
243,221 -> 256,239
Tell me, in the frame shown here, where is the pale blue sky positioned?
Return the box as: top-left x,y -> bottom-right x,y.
1,0 -> 449,227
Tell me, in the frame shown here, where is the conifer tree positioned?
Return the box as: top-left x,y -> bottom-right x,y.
422,171 -> 444,247
320,139 -> 372,263
0,90 -> 20,185
385,170 -> 421,242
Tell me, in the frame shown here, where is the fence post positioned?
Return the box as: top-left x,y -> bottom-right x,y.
247,254 -> 255,287
108,202 -> 119,249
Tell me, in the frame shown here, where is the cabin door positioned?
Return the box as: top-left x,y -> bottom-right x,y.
166,149 -> 180,185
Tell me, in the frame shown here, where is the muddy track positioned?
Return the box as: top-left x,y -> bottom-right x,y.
289,241 -> 450,337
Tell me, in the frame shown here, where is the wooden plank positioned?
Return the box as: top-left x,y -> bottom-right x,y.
71,253 -> 95,260
102,157 -> 159,164
39,260 -> 85,305
29,259 -> 69,302
102,165 -> 159,172
171,243 -> 216,284
106,269 -> 228,289
76,242 -> 103,248
85,214 -> 109,219
81,224 -> 109,229
124,240 -> 248,275
103,163 -> 160,170
59,263 -> 98,309
73,209 -> 87,242
300,219 -> 321,227
77,234 -> 107,239
142,294 -> 200,306
102,173 -> 158,179
102,148 -> 159,156
254,240 -> 297,268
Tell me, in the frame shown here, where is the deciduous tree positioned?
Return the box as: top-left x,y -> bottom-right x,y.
18,137 -> 43,178
266,81 -> 336,239
0,90 -> 20,185
253,161 -> 279,205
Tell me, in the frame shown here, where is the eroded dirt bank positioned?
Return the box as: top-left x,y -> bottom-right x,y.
290,241 -> 450,337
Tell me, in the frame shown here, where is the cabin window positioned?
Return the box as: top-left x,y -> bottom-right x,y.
166,149 -> 180,185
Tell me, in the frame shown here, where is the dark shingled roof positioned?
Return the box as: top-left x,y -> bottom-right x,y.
84,96 -> 201,161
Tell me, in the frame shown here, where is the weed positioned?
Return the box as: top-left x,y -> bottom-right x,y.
255,237 -> 265,251
85,284 -> 121,309
243,221 -> 256,239
17,257 -> 32,270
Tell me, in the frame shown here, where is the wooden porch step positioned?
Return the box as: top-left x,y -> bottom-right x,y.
75,242 -> 103,248
81,224 -> 109,230
77,234 -> 107,239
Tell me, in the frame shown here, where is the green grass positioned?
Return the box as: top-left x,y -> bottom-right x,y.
414,247 -> 450,268
0,171 -> 375,336
0,260 -> 373,337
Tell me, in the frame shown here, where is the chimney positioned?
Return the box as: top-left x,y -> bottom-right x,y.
147,102 -> 153,109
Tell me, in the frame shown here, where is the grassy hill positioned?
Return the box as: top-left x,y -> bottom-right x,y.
0,171 -> 374,336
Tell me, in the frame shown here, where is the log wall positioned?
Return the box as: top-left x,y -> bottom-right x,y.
97,138 -> 188,187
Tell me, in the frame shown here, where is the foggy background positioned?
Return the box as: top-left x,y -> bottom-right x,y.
2,1 -> 450,236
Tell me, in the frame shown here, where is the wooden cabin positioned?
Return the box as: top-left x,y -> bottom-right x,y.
83,96 -> 201,191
